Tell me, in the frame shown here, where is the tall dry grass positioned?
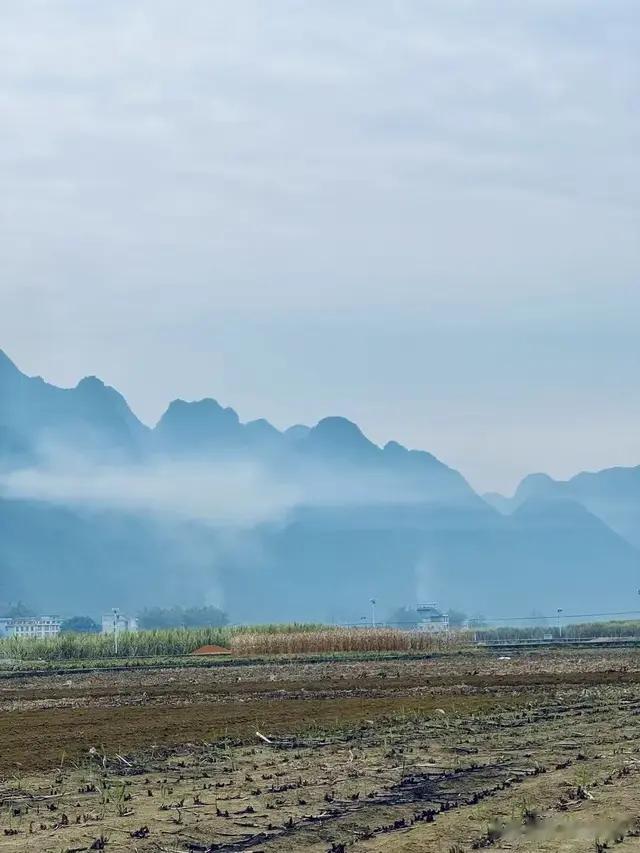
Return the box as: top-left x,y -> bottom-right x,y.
231,627 -> 469,656
0,624 -> 469,661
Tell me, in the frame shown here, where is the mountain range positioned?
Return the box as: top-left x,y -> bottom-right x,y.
485,467 -> 640,549
1,348 -> 639,622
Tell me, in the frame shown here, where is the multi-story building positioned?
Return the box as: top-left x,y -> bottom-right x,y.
5,617 -> 62,639
101,612 -> 138,635
417,604 -> 449,633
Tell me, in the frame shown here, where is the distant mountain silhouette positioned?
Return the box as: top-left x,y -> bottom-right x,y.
0,348 -> 638,620
0,350 -> 147,464
151,403 -> 475,503
419,496 -> 640,618
490,466 -> 640,549
154,398 -> 243,453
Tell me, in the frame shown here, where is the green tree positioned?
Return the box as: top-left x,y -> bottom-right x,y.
60,616 -> 101,634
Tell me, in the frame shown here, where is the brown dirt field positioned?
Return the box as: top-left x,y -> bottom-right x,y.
1,648 -> 640,852
0,692 -> 518,775
4,666 -> 640,707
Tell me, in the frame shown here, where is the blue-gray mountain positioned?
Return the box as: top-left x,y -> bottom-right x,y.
1,349 -> 639,621
485,468 -> 640,549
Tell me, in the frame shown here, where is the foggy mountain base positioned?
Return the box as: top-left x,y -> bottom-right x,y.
1,349 -> 639,622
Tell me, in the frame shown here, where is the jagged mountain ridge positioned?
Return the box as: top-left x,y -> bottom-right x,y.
485,465 -> 640,549
0,349 -> 477,506
0,350 -> 148,464
0,348 -> 639,620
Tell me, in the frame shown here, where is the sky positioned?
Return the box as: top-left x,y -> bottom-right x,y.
0,1 -> 638,493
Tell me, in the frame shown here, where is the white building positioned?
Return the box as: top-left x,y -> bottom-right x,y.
5,617 -> 62,639
417,604 -> 449,633
101,612 -> 138,635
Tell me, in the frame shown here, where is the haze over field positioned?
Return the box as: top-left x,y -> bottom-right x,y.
1,349 -> 639,623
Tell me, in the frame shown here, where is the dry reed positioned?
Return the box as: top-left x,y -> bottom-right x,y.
231,627 -> 469,656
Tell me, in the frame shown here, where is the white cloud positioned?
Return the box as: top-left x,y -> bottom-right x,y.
0,458 -> 298,526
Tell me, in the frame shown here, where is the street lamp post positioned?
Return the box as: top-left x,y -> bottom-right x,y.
557,608 -> 563,640
370,599 -> 377,628
113,607 -> 120,656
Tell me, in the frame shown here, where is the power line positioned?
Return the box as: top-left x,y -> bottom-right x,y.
340,609 -> 640,628
466,609 -> 640,623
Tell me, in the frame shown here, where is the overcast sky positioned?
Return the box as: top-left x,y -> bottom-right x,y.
1,1 -> 638,493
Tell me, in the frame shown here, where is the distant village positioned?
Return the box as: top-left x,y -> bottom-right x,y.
0,612 -> 139,639
0,603 -> 452,638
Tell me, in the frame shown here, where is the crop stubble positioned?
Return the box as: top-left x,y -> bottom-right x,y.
2,648 -> 640,851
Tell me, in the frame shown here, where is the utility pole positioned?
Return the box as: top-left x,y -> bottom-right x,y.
113,607 -> 119,656
557,608 -> 563,640
370,598 -> 376,628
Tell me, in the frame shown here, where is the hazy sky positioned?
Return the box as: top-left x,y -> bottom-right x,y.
1,1 -> 638,493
